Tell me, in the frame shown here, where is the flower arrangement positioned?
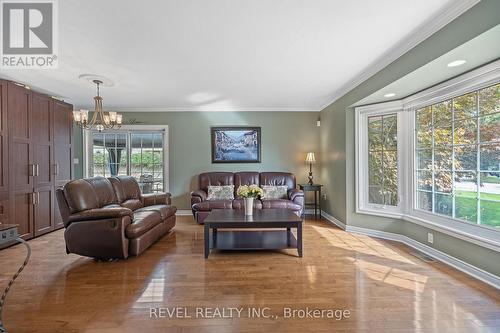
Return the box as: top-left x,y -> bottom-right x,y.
237,185 -> 263,198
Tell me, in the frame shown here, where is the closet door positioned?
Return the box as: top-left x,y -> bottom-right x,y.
0,81 -> 8,223
8,83 -> 34,239
53,99 -> 73,229
32,93 -> 54,235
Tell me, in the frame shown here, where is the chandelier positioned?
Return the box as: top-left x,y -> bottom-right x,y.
73,79 -> 122,131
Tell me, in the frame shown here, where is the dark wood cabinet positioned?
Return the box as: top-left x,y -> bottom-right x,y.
1,80 -> 73,240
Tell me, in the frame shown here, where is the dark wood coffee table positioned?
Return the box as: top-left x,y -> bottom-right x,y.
203,209 -> 303,258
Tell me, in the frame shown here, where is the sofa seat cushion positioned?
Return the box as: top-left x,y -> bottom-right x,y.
136,205 -> 177,220
261,199 -> 302,211
232,199 -> 263,210
192,200 -> 233,212
126,211 -> 162,238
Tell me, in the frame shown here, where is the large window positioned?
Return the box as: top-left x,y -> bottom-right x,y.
356,62 -> 500,243
87,128 -> 167,194
415,84 -> 500,228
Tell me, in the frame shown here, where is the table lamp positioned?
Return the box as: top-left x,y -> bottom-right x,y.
305,152 -> 316,185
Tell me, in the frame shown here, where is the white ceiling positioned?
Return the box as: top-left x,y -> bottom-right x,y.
354,24 -> 500,106
0,0 -> 475,111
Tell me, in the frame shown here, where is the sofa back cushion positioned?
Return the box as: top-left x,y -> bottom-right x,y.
259,172 -> 296,190
109,176 -> 143,211
234,172 -> 260,197
63,177 -> 117,213
199,172 -> 234,193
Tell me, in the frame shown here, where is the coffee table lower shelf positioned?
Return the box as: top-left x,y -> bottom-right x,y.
205,230 -> 301,258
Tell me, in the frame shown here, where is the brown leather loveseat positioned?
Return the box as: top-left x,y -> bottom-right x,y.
191,172 -> 304,224
56,176 -> 176,259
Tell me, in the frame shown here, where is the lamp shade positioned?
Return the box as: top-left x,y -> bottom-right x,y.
305,152 -> 316,163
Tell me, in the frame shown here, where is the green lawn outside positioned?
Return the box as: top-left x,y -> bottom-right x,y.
454,190 -> 500,228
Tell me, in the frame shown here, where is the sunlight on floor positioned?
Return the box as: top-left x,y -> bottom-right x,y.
311,224 -> 415,265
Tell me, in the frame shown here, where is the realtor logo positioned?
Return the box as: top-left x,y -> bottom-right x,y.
1,0 -> 58,68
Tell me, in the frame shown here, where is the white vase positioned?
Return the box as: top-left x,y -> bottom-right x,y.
244,197 -> 254,216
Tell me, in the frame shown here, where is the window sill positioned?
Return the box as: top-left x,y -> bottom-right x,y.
356,208 -> 500,253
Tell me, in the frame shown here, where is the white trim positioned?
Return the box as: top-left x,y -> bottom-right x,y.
403,60 -> 500,110
76,107 -> 319,113
320,210 -> 346,230
345,225 -> 500,290
175,209 -> 193,216
82,125 -> 170,192
319,0 -> 480,111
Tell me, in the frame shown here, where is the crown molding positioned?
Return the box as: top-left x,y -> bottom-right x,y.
73,107 -> 320,113
318,0 -> 481,112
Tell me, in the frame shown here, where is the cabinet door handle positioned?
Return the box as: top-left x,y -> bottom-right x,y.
29,164 -> 35,176
31,192 -> 36,205
35,164 -> 40,176
54,163 -> 59,175
36,192 -> 40,205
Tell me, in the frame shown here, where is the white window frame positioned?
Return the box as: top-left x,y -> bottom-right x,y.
82,125 -> 170,193
355,101 -> 405,218
355,60 -> 500,252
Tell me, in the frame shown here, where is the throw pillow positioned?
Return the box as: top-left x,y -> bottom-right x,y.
261,185 -> 288,199
207,185 -> 235,200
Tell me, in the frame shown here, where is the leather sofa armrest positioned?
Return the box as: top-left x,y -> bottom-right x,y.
141,193 -> 172,206
65,215 -> 132,259
288,189 -> 304,202
68,207 -> 133,223
190,190 -> 207,201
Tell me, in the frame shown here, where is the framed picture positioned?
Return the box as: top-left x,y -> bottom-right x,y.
211,127 -> 261,163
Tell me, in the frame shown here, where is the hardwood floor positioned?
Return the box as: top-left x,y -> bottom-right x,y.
0,216 -> 499,333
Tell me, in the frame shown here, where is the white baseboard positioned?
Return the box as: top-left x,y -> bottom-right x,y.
346,225 -> 500,290
320,210 -> 346,230
175,209 -> 192,216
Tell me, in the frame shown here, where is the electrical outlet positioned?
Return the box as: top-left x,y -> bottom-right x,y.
427,233 -> 434,244
322,194 -> 327,200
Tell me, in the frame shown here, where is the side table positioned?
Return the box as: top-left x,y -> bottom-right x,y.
298,184 -> 323,219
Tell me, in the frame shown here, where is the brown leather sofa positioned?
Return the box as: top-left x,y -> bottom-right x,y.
56,176 -> 176,259
190,172 -> 304,224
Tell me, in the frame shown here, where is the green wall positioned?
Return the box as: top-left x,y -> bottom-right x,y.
320,0 -> 500,277
74,112 -> 320,209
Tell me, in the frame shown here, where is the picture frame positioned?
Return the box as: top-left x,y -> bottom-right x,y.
211,127 -> 261,163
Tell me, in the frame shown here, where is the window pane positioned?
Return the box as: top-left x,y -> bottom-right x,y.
454,118 -> 477,145
435,193 -> 452,217
434,148 -> 452,170
434,126 -> 452,146
455,196 -> 478,223
479,113 -> 500,143
416,106 -> 432,128
479,172 -> 500,200
454,171 -> 477,195
367,114 -> 398,206
383,115 -> 397,149
480,200 -> 500,229
479,83 -> 500,116
368,117 -> 382,151
383,168 -> 398,205
454,145 -> 477,171
453,92 -> 477,120
433,100 -> 452,127
416,149 -> 432,170
417,170 -> 432,190
417,191 -> 432,212
416,130 -> 432,148
480,143 -> 500,171
434,171 -> 452,193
